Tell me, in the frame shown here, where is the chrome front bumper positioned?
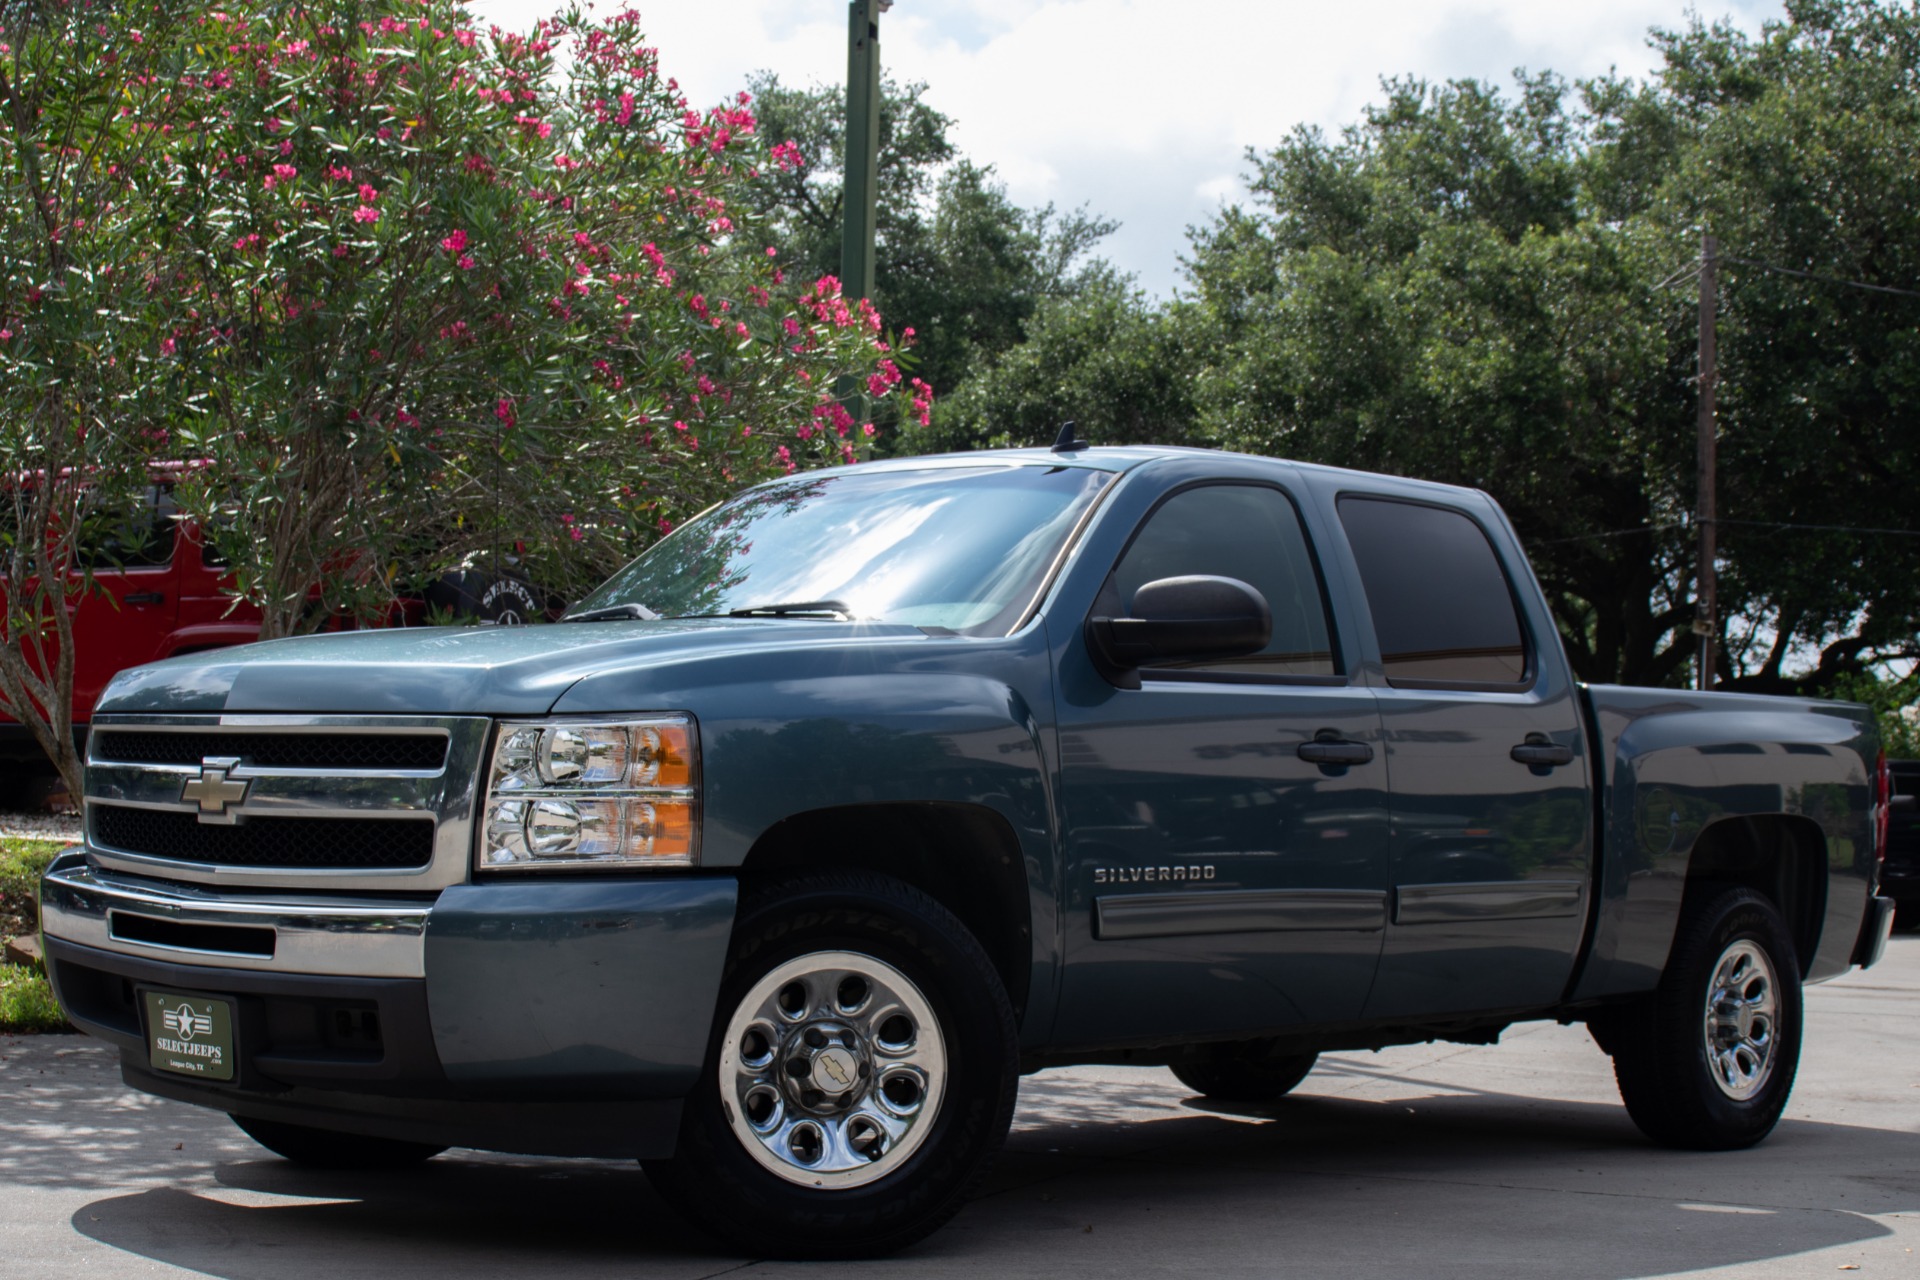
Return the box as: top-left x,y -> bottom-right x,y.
39,855 -> 430,979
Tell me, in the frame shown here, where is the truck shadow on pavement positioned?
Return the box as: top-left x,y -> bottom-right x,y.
65,1064 -> 1920,1278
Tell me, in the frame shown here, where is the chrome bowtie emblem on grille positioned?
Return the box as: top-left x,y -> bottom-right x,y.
180,756 -> 249,824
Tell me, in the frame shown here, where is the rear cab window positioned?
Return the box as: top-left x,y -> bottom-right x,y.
1336,496 -> 1529,688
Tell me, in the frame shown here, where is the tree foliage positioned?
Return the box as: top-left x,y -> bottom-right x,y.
136,3 -> 911,640
0,0 -> 915,787
744,72 -> 1116,433
946,0 -> 1920,699
0,3 -> 185,796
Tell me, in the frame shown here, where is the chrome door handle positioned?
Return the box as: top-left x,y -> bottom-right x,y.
1511,735 -> 1573,767
1298,738 -> 1374,766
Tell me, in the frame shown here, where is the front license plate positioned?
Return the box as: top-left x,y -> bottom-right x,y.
142,990 -> 236,1082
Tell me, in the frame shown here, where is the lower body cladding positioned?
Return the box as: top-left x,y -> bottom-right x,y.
37,851 -> 737,1160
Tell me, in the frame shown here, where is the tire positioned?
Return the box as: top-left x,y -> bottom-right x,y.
1172,1047 -> 1318,1102
644,872 -> 1019,1259
230,1115 -> 446,1169
1606,887 -> 1803,1150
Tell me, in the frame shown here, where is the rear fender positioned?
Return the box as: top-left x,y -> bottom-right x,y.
1571,687 -> 1875,1000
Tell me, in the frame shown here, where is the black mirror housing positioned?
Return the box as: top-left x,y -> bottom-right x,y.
1087,575 -> 1272,685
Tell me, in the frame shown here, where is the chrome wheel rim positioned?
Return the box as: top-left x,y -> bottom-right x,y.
1701,938 -> 1779,1101
719,950 -> 947,1189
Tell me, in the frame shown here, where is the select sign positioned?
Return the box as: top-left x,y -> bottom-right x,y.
143,991 -> 235,1082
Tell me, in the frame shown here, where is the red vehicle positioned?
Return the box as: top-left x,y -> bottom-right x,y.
0,471 -> 550,767
0,475 -> 431,766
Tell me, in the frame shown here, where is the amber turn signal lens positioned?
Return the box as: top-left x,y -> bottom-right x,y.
634,723 -> 694,790
633,799 -> 696,862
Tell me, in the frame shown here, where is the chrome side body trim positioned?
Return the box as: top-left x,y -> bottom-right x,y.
39,860 -> 430,978
1392,880 -> 1586,926
84,713 -> 491,892
1093,889 -> 1389,941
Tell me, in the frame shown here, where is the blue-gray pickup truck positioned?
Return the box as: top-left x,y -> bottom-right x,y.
40,445 -> 1900,1257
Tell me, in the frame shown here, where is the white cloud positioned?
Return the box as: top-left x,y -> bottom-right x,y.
469,0 -> 1786,296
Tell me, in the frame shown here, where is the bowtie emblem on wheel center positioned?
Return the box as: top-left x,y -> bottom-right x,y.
814,1047 -> 858,1091
180,757 -> 250,824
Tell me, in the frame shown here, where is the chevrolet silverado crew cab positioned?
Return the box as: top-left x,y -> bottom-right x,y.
41,445 -> 1898,1257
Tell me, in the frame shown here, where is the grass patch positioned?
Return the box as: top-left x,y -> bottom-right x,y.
2,837 -> 65,942
1,837 -> 73,1033
0,965 -> 66,1033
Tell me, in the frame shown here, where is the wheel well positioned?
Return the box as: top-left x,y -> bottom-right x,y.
737,803 -> 1033,1019
1680,815 -> 1827,978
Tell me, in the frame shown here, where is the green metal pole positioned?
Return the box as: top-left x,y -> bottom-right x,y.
840,0 -> 882,449
841,0 -> 881,307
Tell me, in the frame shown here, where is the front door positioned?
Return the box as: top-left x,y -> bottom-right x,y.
1332,495 -> 1593,1020
1052,479 -> 1390,1047
70,484 -> 181,717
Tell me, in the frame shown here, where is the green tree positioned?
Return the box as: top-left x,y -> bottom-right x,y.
0,3 -> 184,798
969,0 -> 1920,696
136,3 -> 908,640
745,73 -> 1115,427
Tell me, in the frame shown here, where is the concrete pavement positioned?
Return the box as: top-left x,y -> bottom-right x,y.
3,932 -> 1916,1278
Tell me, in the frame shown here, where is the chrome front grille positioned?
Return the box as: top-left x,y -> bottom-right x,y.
84,714 -> 492,891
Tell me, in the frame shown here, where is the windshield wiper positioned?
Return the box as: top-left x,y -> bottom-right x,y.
727,600 -> 854,620
563,602 -> 660,623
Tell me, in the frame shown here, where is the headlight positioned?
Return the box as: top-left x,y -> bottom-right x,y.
479,716 -> 698,871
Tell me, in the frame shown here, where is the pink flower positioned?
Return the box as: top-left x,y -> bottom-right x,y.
495,398 -> 516,427
863,423 -> 876,437
0,329 -> 12,342
352,205 -> 380,224
457,254 -> 475,270
327,164 -> 353,182
657,517 -> 674,534
357,183 -> 379,203
440,229 -> 468,253
160,337 -> 176,356
273,163 -> 297,181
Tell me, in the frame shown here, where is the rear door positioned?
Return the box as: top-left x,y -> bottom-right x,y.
1052,473 -> 1390,1045
1327,493 -> 1593,1019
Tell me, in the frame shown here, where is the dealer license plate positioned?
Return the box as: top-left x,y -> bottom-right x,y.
142,990 -> 236,1082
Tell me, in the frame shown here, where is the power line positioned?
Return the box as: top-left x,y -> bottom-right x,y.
1524,518 -> 1920,548
1721,254 -> 1920,301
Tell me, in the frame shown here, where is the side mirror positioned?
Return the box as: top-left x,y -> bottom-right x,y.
1086,575 -> 1272,688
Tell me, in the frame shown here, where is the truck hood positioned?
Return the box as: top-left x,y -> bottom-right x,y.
95,619 -> 927,718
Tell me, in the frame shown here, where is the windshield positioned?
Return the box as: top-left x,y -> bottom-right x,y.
573,463 -> 1113,634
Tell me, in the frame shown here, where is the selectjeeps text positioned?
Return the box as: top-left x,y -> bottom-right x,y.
41,446 -> 1899,1257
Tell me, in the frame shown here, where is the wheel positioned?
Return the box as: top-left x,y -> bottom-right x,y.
1172,1046 -> 1318,1101
230,1114 -> 446,1168
1606,887 -> 1803,1150
644,872 -> 1019,1259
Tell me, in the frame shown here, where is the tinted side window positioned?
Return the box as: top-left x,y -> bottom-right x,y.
81,485 -> 177,571
1111,484 -> 1337,677
1337,497 -> 1527,686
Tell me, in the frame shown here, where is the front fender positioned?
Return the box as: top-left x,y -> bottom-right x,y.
548,627 -> 1062,993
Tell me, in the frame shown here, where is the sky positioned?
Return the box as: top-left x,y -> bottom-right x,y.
467,0 -> 1788,298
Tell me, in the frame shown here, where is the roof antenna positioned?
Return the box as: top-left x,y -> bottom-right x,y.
1051,421 -> 1088,453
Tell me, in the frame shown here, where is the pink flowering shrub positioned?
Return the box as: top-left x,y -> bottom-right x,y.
113,1 -> 906,637
0,5 -> 188,794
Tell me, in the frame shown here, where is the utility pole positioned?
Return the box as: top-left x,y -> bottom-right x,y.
1696,232 -> 1719,692
841,0 -> 883,307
